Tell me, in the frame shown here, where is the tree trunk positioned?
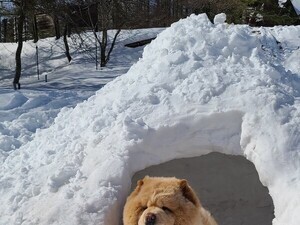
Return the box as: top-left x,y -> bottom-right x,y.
93,27 -> 121,68
0,16 -> 2,43
32,14 -> 38,43
67,24 -> 71,37
3,19 -> 7,42
54,15 -> 61,40
100,29 -> 107,67
105,29 -> 121,65
24,17 -> 27,41
63,24 -> 72,62
13,12 -> 25,90
14,17 -> 17,42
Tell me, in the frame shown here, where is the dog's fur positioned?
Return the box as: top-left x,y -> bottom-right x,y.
123,176 -> 218,225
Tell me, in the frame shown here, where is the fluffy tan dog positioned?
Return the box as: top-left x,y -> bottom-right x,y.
123,176 -> 218,225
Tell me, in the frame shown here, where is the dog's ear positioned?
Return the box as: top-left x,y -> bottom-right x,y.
179,179 -> 200,206
137,179 -> 144,187
132,178 -> 145,194
136,175 -> 150,187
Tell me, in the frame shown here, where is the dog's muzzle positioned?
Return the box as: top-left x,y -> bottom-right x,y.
145,213 -> 156,225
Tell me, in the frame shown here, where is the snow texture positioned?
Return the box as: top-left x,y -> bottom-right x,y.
213,13 -> 226,24
0,14 -> 300,225
0,28 -> 163,161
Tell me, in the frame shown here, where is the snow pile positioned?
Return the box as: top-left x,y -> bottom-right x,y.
0,14 -> 300,225
269,25 -> 300,74
213,13 -> 226,24
0,89 -> 92,161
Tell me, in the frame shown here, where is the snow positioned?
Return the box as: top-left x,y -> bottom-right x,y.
0,14 -> 300,225
291,0 -> 300,14
213,13 -> 226,24
0,28 -> 163,161
279,0 -> 300,14
279,0 -> 288,7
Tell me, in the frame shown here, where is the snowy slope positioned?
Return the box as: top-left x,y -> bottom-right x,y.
0,28 -> 163,162
0,14 -> 300,225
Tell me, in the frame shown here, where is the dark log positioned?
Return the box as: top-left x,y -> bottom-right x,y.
124,37 -> 156,48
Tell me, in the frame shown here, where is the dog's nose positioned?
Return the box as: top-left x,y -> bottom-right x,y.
145,213 -> 156,225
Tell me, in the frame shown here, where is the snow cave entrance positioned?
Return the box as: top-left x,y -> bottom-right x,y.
131,152 -> 274,225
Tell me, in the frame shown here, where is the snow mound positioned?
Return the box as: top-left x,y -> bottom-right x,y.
1,14 -> 300,225
0,90 -> 92,158
0,92 -> 28,110
214,13 -> 226,24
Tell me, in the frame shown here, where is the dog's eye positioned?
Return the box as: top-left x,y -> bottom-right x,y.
141,206 -> 147,211
162,206 -> 172,213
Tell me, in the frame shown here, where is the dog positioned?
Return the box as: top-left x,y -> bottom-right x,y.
123,176 -> 218,225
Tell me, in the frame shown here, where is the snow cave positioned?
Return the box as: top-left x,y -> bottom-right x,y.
131,152 -> 274,225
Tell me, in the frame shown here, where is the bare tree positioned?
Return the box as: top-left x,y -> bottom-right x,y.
12,0 -> 25,89
96,0 -> 121,67
63,23 -> 72,62
7,0 -> 38,89
35,0 -> 62,39
71,0 -> 124,67
35,0 -> 73,61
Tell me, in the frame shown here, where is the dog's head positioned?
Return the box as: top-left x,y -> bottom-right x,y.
123,176 -> 201,225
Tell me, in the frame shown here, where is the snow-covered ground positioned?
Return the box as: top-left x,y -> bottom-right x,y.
0,14 -> 300,225
0,28 -> 163,159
